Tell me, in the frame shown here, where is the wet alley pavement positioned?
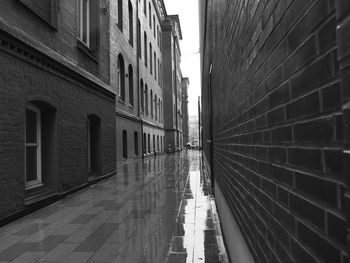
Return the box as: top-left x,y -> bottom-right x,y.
0,151 -> 229,263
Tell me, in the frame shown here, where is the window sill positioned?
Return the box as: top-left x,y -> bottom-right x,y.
77,39 -> 98,63
129,104 -> 134,109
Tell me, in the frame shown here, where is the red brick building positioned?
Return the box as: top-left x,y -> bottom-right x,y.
0,0 -> 116,223
200,0 -> 350,262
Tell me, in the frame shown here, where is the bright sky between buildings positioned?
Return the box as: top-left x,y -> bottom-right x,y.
163,0 -> 201,117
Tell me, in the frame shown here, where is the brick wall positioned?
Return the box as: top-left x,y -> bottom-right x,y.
0,11 -> 115,220
0,0 -> 110,84
335,0 -> 350,258
201,0 -> 349,262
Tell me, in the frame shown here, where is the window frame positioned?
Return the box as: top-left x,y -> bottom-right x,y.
78,0 -> 90,47
25,104 -> 42,189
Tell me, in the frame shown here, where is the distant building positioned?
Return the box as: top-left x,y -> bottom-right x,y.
188,115 -> 199,145
181,77 -> 189,147
162,15 -> 183,152
112,0 -> 167,161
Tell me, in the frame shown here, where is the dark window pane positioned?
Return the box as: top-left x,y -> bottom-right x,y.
83,0 -> 88,44
26,146 -> 37,182
26,109 -> 37,143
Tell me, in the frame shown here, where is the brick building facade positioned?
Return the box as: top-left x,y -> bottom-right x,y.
162,15 -> 184,152
0,0 -> 116,223
182,77 -> 189,147
112,0 -> 183,160
200,0 -> 350,262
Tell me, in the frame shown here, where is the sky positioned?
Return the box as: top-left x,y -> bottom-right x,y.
163,0 -> 201,117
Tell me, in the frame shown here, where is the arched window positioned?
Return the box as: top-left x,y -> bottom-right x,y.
128,1 -> 133,46
154,52 -> 157,80
148,3 -> 151,27
87,114 -> 102,176
122,130 -> 128,159
134,132 -> 138,156
150,90 -> 153,118
160,63 -> 162,88
150,43 -> 152,74
144,32 -> 147,66
145,84 -> 148,115
117,54 -> 125,101
137,19 -> 141,57
128,65 -> 134,106
158,98 -> 161,121
157,59 -> 160,85
140,79 -> 144,112
153,15 -> 156,37
155,94 -> 157,120
118,0 -> 123,31
157,25 -> 160,46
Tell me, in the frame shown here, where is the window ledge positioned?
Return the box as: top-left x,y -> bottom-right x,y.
129,104 -> 134,109
118,98 -> 126,104
76,39 -> 98,63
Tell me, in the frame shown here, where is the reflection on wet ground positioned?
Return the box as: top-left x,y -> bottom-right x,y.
0,151 -> 228,263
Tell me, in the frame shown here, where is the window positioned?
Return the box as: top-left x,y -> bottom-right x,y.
150,90 -> 153,118
145,84 -> 148,115
144,32 -> 147,67
157,25 -> 160,46
128,65 -> 134,106
117,54 -> 125,101
78,0 -> 90,46
88,114 -> 102,176
149,3 -> 151,27
153,135 -> 155,153
150,44 -> 152,74
155,94 -> 157,120
153,16 -> 156,37
154,52 -> 157,80
123,130 -> 128,159
158,98 -> 161,121
118,0 -> 123,31
25,105 -> 42,189
157,59 -> 160,85
144,0 -> 147,15
160,100 -> 162,122
137,19 -> 141,58
140,79 -> 144,112
160,63 -> 162,87
157,136 -> 159,151
134,132 -> 138,156
128,1 -> 133,46
143,133 -> 147,154
148,134 -> 151,153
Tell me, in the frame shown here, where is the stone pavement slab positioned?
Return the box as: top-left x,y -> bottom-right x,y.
0,151 -> 228,263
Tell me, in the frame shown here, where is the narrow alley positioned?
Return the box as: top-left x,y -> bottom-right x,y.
0,151 -> 228,263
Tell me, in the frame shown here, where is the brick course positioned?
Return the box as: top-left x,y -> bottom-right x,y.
201,0 -> 349,262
